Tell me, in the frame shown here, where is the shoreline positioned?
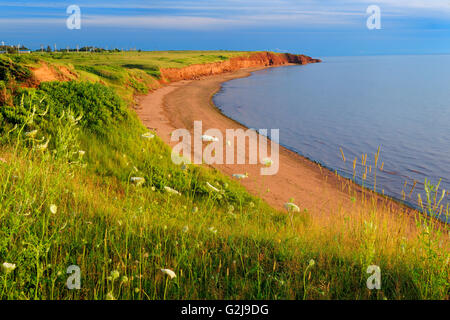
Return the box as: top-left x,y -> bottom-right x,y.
135,64 -> 418,222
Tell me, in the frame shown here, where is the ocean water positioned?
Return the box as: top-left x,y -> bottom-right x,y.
213,55 -> 450,222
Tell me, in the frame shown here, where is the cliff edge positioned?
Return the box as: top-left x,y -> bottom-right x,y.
160,52 -> 321,82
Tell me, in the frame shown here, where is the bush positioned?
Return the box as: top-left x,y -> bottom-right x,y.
1,81 -> 128,137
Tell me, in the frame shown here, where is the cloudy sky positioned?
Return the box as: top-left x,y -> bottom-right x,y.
1,0 -> 450,56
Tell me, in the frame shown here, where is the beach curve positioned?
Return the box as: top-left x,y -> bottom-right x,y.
135,64 -> 417,223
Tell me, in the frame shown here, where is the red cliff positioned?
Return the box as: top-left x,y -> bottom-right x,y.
160,52 -> 321,82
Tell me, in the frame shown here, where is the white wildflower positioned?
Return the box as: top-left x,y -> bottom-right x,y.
164,186 -> 180,195
25,129 -> 38,138
2,262 -> 16,274
49,204 -> 57,214
201,135 -> 219,142
110,270 -> 120,281
284,202 -> 300,212
208,226 -> 218,234
141,132 -> 155,139
131,176 -> 145,186
160,268 -> 176,279
232,173 -> 248,180
35,138 -> 50,151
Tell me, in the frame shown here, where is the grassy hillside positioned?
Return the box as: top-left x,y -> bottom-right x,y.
1,51 -> 250,104
0,52 -> 448,300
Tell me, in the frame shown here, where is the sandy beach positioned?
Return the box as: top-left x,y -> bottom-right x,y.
135,65 -> 412,218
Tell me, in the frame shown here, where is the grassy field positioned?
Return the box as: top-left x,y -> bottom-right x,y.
0,52 -> 448,300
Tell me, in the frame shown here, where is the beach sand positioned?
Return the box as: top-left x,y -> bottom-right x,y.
135,65 -> 414,219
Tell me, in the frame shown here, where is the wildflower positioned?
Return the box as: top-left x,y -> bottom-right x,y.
201,135 -> 219,142
309,259 -> 315,267
131,176 -> 145,186
206,182 -> 220,192
78,150 -> 86,157
106,292 -> 115,300
208,226 -> 218,234
182,225 -> 189,233
2,262 -> 16,274
232,173 -> 248,180
284,202 -> 300,212
249,202 -> 255,208
164,186 -> 180,195
35,138 -> 50,151
121,276 -> 129,283
141,132 -> 155,139
110,270 -> 120,281
160,268 -> 176,279
49,204 -> 57,214
192,206 -> 199,213
262,158 -> 273,167
134,287 -> 140,293
25,129 -> 38,138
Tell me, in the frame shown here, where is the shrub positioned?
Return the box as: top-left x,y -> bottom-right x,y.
0,81 -> 128,137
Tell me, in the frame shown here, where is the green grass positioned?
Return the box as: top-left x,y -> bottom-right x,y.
37,50 -> 247,69
0,52 -> 448,300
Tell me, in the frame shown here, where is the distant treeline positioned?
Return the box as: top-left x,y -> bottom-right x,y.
0,44 -> 142,53
0,45 -> 30,53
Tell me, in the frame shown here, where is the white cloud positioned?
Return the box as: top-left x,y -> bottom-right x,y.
1,0 -> 450,30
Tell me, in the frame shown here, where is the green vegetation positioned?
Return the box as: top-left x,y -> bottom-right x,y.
41,50 -> 248,103
0,52 -> 448,300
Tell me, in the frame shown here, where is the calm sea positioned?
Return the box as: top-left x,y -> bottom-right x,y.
213,55 -> 450,222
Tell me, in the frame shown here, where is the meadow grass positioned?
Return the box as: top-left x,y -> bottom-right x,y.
0,52 -> 448,300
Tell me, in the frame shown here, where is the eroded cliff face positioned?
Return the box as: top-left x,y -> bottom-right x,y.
160,52 -> 321,82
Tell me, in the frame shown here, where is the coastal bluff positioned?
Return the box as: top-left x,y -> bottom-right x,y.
160,52 -> 321,82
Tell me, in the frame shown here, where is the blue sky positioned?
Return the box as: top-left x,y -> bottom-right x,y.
1,0 -> 450,56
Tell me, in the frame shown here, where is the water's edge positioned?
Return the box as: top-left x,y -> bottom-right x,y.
212,64 -> 448,224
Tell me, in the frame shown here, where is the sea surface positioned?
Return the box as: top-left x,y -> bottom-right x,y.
213,55 -> 450,222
